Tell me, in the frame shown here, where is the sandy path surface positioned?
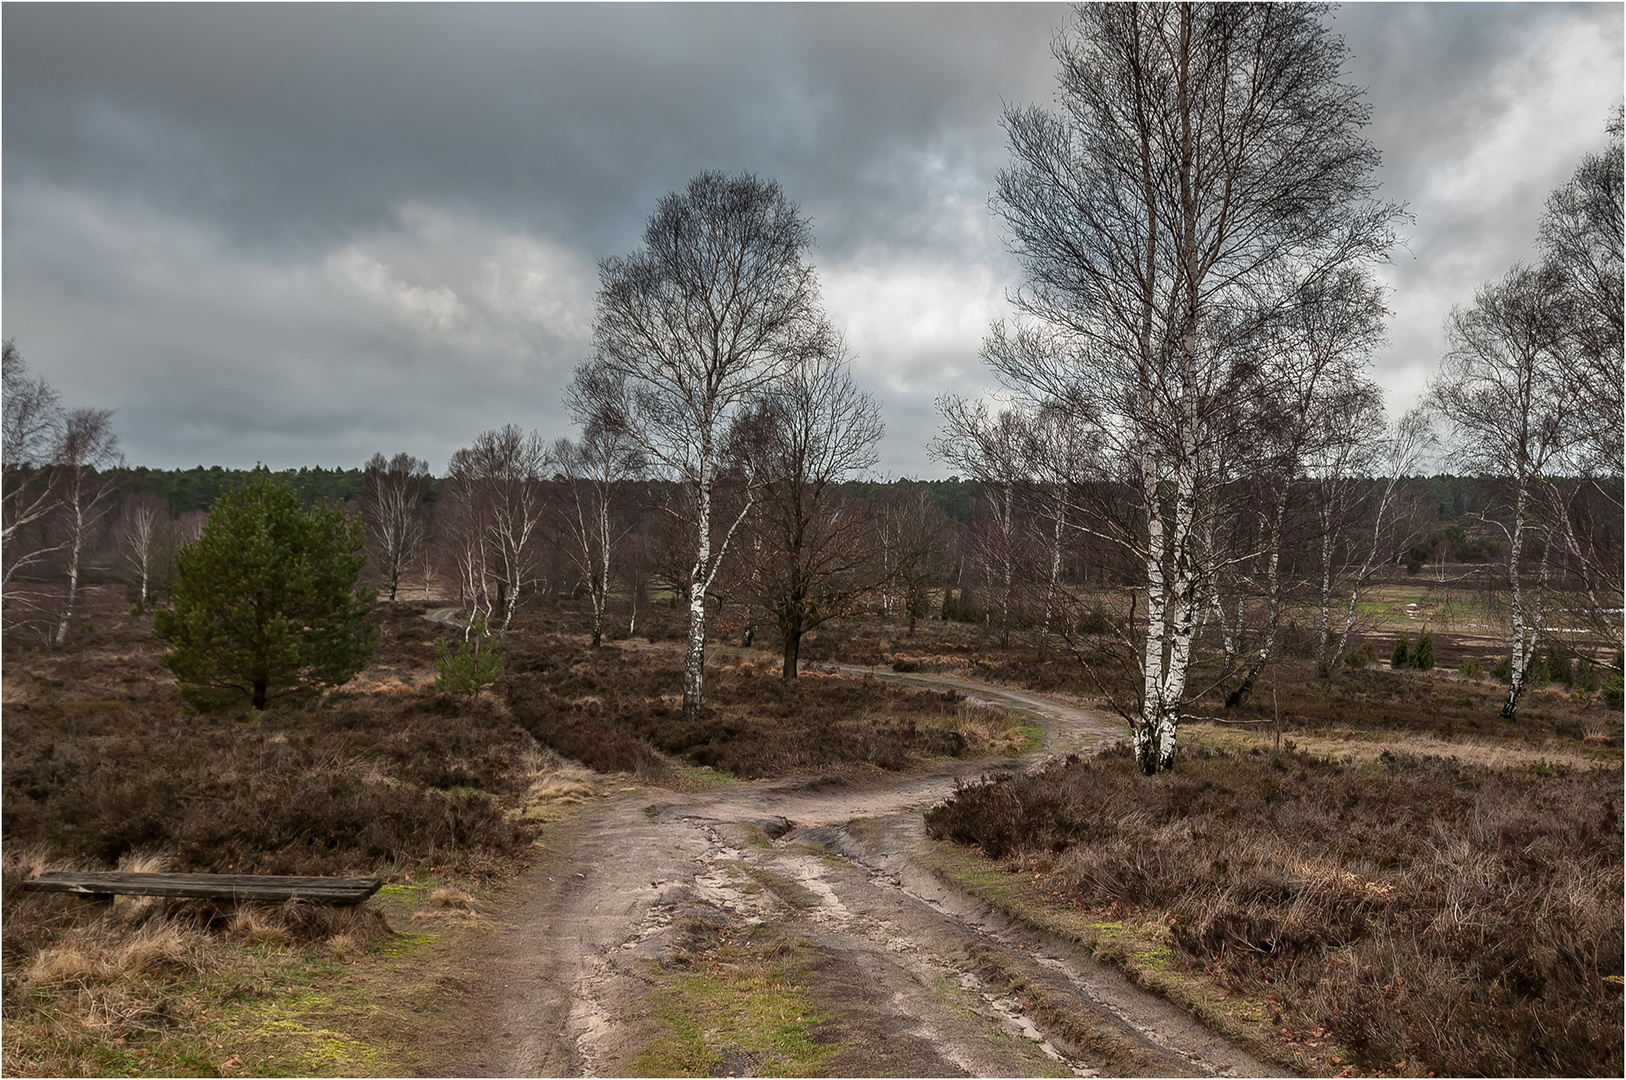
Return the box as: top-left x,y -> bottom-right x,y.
419,629 -> 1284,1076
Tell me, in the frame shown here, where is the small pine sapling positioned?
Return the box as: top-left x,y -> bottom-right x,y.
1391,633 -> 1412,670
1413,628 -> 1435,670
435,616 -> 505,702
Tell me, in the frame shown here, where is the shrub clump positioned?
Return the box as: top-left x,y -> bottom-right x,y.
925,746 -> 1624,1076
503,633 -> 978,779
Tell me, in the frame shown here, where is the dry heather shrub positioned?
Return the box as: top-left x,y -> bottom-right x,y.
926,745 -> 1624,1076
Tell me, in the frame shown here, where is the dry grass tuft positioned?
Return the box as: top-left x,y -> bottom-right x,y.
427,886 -> 483,911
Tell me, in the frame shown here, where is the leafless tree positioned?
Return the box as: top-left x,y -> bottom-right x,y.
1221,270 -> 1390,707
1536,108 -> 1625,652
1005,402 -> 1101,659
931,399 -> 1028,649
446,425 -> 548,635
986,2 -> 1402,772
116,492 -> 172,612
1313,406 -> 1433,676
590,171 -> 825,718
555,363 -> 646,647
176,509 -> 208,547
1539,105 -> 1624,477
1429,265 -> 1574,719
52,407 -> 124,643
2,342 -> 66,623
879,488 -> 950,635
361,452 -> 429,601
740,342 -> 884,677
438,474 -> 494,635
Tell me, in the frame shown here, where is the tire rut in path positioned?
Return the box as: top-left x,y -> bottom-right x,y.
442,663 -> 1285,1077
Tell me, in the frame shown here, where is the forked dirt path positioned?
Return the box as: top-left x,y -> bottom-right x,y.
423,633 -> 1283,1076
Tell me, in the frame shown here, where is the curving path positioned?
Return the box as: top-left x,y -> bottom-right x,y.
421,619 -> 1286,1076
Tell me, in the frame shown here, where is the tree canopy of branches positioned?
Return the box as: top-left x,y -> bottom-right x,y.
444,426 -> 548,636
985,2 -> 1402,773
879,488 -> 950,635
931,399 -> 1028,649
361,452 -> 429,602
587,170 -> 827,718
741,343 -> 883,678
2,341 -> 65,626
555,362 -> 645,648
1430,266 -> 1580,720
155,471 -> 377,712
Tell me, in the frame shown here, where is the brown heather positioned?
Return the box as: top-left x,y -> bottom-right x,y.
926,745 -> 1624,1076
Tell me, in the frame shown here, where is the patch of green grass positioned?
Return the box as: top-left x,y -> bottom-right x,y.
627,925 -> 839,1078
669,762 -> 737,791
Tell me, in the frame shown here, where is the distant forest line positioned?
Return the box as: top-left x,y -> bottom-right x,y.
99,464 -> 1587,534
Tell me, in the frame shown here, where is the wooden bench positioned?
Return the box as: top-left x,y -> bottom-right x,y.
22,871 -> 383,905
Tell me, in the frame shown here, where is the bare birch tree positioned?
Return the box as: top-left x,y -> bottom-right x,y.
590,171 -> 824,719
555,362 -> 645,648
52,408 -> 123,643
2,342 -> 65,625
1429,266 -> 1575,719
361,452 -> 429,602
931,399 -> 1028,649
1313,405 -> 1432,676
986,2 -> 1402,773
446,426 -> 548,635
1222,270 -> 1389,707
117,492 -> 171,612
1536,107 -> 1625,651
879,488 -> 950,635
1020,403 -> 1098,659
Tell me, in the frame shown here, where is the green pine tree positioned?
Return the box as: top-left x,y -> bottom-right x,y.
1391,633 -> 1412,670
155,470 -> 377,711
1413,627 -> 1436,670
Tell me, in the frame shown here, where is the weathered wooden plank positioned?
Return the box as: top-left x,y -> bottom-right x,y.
22,871 -> 383,904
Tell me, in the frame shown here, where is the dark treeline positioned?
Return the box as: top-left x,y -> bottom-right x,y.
107,465 -> 379,516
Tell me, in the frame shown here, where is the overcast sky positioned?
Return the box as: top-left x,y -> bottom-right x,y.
3,3 -> 1621,475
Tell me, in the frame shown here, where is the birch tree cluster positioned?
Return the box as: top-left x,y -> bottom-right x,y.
1427,106 -> 1624,720
2,340 -> 125,643
969,2 -> 1406,773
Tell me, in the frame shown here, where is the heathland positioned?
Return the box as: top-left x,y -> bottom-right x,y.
2,571 -> 1620,1076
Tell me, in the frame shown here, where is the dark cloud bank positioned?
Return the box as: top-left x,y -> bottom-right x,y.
3,3 -> 1620,474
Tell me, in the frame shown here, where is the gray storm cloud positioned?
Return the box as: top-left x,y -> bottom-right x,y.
3,3 -> 1619,474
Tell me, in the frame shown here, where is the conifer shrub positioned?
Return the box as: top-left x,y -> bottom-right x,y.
154,471 -> 377,711
1413,627 -> 1435,670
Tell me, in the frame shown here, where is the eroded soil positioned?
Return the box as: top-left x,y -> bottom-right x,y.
416,659 -> 1284,1077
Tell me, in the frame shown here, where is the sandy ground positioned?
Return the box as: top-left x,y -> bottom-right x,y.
411,634 -> 1285,1077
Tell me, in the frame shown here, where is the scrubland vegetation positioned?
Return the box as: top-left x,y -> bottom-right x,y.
0,591 -> 1026,1075
928,745 -> 1622,1076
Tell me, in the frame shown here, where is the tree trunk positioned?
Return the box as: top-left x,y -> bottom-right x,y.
1501,484 -> 1531,720
55,495 -> 85,645
1038,507 -> 1064,660
1226,488 -> 1289,708
683,468 -> 714,721
782,627 -> 801,680
252,680 -> 268,711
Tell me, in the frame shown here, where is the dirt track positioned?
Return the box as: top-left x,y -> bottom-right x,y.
417,628 -> 1284,1076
